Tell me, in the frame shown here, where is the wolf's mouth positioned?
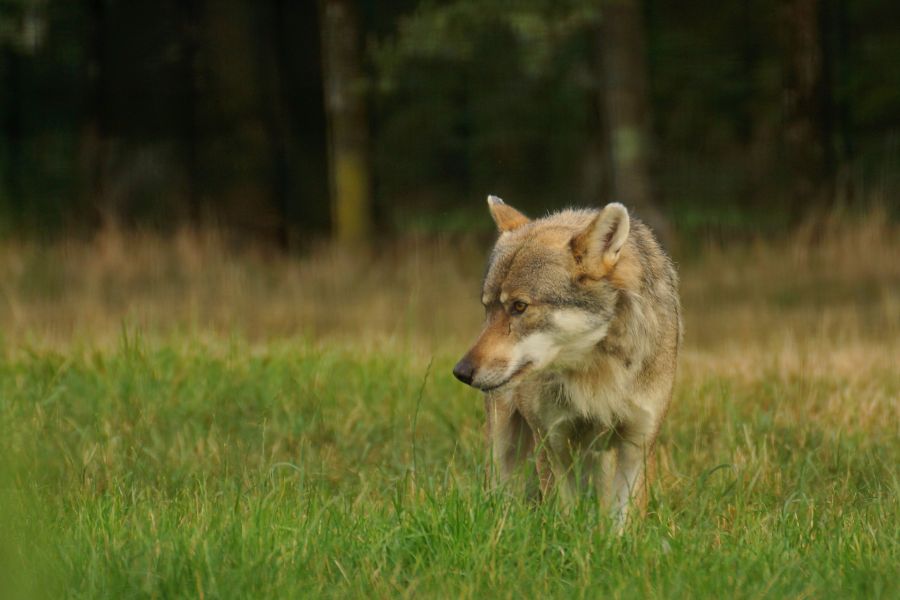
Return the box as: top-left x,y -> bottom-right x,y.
480,361 -> 533,392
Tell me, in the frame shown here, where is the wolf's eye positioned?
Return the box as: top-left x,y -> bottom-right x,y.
511,301 -> 528,315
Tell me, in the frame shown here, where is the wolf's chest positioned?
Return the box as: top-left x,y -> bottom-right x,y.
525,355 -> 635,430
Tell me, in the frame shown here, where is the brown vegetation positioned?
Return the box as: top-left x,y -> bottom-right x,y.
0,210 -> 896,361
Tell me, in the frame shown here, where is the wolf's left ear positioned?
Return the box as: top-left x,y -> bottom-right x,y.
487,195 -> 530,232
571,202 -> 630,270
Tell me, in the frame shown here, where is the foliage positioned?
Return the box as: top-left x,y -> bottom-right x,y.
1,1 -> 898,238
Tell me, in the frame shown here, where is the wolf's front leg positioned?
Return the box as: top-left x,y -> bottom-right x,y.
484,393 -> 538,499
611,437 -> 654,529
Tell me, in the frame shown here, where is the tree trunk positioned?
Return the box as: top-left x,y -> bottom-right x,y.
82,0 -> 112,225
179,0 -> 204,224
254,0 -> 293,248
2,46 -> 23,222
781,0 -> 832,216
267,0 -> 294,250
318,0 -> 372,244
600,0 -> 670,245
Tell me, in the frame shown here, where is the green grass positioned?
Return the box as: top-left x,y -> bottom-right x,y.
1,338 -> 897,599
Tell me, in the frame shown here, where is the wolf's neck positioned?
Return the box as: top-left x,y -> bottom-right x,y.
603,290 -> 657,364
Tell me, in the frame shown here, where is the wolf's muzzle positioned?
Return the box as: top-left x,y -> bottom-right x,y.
452,356 -> 476,386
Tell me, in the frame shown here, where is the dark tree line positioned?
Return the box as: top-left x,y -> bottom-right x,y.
0,0 -> 897,243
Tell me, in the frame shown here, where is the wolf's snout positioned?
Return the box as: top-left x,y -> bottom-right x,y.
452,356 -> 476,386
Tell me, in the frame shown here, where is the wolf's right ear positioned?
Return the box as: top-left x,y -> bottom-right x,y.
571,202 -> 630,272
487,195 -> 530,232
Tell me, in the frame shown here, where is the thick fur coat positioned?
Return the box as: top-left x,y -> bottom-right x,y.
453,197 -> 681,525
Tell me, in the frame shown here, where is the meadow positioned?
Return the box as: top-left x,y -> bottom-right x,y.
0,212 -> 898,598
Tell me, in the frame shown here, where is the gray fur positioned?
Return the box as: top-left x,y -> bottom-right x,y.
455,201 -> 682,528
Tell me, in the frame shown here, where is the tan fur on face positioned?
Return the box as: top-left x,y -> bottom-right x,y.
464,309 -> 514,371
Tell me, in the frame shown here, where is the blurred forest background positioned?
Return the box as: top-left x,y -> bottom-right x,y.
3,5 -> 900,597
1,0 -> 898,247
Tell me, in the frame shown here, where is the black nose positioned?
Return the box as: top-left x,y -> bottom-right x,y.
452,357 -> 475,386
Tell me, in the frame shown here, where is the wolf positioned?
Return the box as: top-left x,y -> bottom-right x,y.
453,196 -> 681,526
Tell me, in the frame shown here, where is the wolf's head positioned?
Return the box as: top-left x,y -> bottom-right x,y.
453,196 -> 635,391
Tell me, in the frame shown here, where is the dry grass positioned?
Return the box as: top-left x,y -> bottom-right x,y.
683,208 -> 899,348
0,209 -> 897,437
1,208 -> 897,353
0,227 -> 482,347
2,208 -> 897,447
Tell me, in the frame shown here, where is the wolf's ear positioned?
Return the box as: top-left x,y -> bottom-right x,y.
487,195 -> 530,232
571,202 -> 630,270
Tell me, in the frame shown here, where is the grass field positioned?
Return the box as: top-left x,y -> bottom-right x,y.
1,213 -> 898,598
